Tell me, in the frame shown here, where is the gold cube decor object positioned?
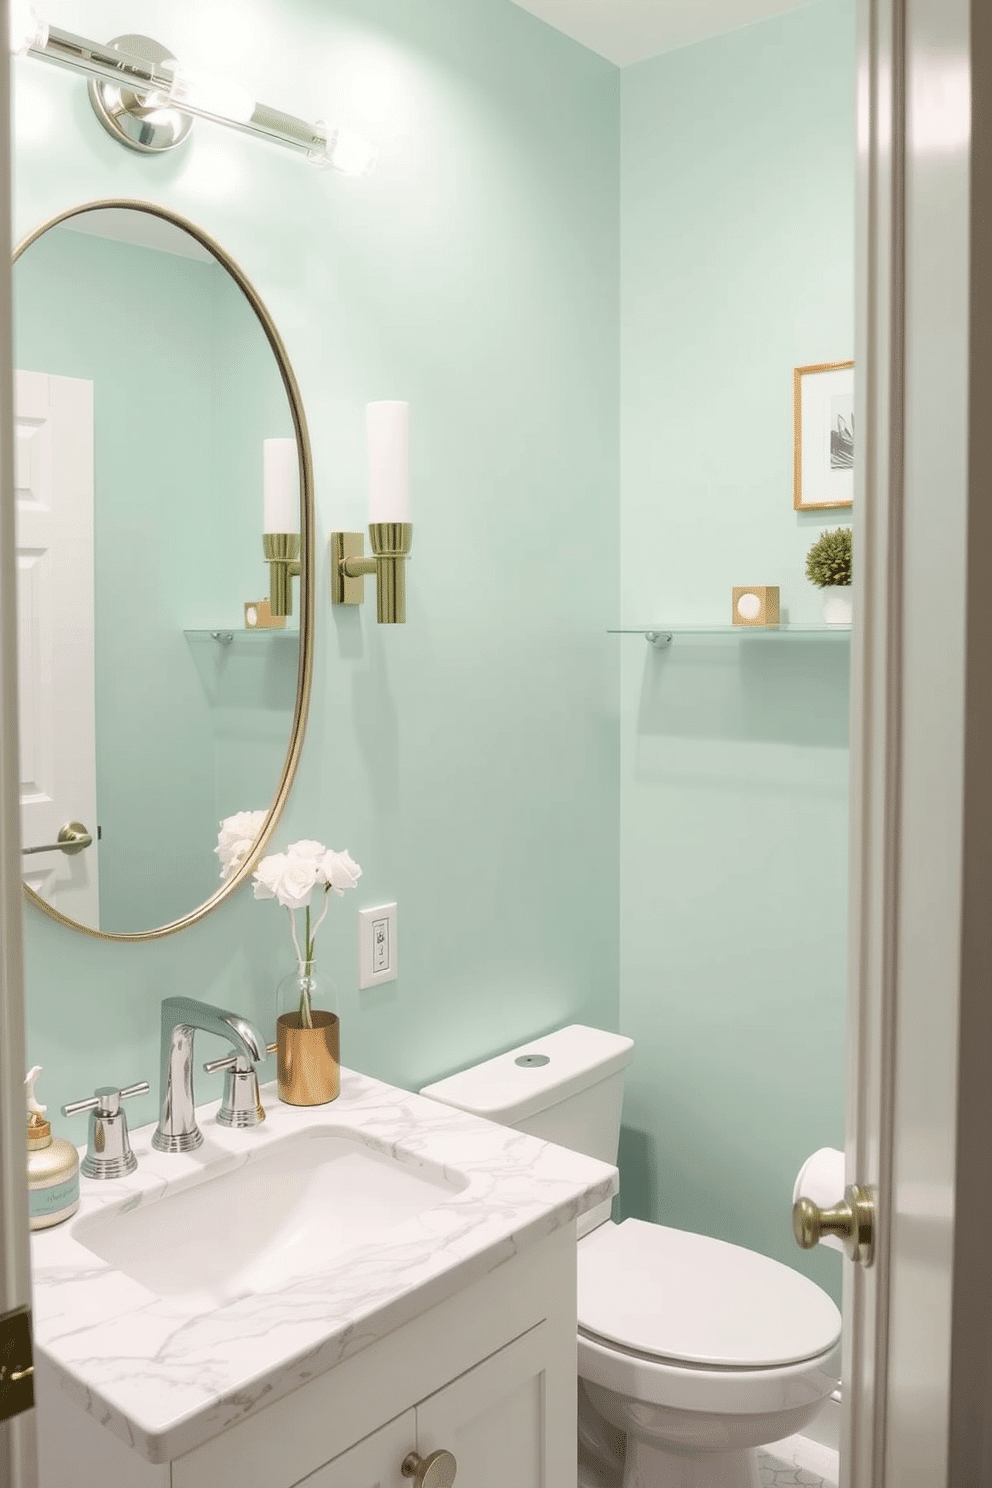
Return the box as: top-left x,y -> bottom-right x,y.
244,599 -> 286,630
732,586 -> 781,627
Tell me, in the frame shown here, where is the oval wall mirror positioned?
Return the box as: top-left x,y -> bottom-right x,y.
12,200 -> 315,940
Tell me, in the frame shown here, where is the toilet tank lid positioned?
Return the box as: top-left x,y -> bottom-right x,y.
420,1025 -> 634,1123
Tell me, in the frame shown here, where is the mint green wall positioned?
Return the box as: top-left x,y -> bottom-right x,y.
617,1 -> 854,1301
13,0 -> 620,1123
13,0 -> 851,1305
14,227 -> 296,932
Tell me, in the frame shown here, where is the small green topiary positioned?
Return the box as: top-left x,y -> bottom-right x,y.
806,527 -> 852,588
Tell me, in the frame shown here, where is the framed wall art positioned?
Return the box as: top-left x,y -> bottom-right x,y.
793,360 -> 854,510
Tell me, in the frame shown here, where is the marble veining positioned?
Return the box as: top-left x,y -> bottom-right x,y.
759,1433 -> 839,1487
32,1067 -> 617,1464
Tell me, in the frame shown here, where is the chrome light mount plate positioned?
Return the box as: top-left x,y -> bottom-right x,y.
87,35 -> 193,154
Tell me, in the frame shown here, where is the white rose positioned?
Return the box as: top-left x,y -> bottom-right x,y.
252,852 -> 288,900
274,855 -> 320,910
287,839 -> 327,863
219,837 -> 254,882
320,848 -> 362,897
217,810 -> 267,870
252,852 -> 320,909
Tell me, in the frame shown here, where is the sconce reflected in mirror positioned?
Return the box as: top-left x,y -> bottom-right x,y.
332,402 -> 413,625
263,439 -> 301,618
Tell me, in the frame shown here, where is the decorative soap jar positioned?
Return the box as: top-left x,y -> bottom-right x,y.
276,961 -> 340,1105
223,827 -> 361,1107
25,1066 -> 79,1230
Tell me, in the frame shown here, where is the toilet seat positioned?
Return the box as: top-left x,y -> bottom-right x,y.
576,1220 -> 841,1415
578,1219 -> 841,1368
578,1326 -> 841,1417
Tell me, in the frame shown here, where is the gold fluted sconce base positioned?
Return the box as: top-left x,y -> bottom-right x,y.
331,523 -> 413,623
276,1010 -> 340,1105
263,532 -> 302,617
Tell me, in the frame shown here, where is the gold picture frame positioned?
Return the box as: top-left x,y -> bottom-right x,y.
794,360 -> 855,510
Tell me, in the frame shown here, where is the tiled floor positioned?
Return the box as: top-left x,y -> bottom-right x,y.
759,1433 -> 840,1488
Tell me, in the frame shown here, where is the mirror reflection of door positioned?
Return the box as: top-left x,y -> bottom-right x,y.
13,206 -> 304,937
15,369 -> 99,927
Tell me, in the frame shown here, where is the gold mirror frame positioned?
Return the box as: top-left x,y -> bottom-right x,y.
14,199 -> 315,941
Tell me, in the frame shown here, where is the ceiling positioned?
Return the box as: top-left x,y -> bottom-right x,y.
508,0 -> 819,66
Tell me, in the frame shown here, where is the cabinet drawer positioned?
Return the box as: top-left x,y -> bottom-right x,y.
295,1411 -> 414,1488
415,1324 -> 551,1488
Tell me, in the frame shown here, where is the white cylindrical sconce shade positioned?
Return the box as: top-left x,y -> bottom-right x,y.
366,401 -> 410,524
263,438 -> 299,534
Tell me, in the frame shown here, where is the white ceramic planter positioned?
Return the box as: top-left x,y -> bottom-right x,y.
821,586 -> 853,626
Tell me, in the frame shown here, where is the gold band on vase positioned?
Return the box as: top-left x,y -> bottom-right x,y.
276,1011 -> 340,1105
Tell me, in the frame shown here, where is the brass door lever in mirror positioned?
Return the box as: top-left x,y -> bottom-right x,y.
21,822 -> 92,857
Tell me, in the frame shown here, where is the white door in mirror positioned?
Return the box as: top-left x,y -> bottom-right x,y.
15,371 -> 99,928
360,902 -> 398,988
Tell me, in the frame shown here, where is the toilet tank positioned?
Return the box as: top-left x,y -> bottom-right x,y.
420,1026 -> 633,1235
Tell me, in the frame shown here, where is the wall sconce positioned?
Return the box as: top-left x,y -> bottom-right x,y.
331,402 -> 413,625
263,439 -> 301,618
9,4 -> 375,173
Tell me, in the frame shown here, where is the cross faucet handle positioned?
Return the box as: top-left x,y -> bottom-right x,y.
62,1081 -> 149,1180
202,1054 -> 267,1130
63,1081 -> 149,1118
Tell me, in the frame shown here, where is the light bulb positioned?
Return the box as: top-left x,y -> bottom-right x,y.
366,402 -> 410,525
160,59 -> 254,124
8,0 -> 48,55
324,126 -> 377,178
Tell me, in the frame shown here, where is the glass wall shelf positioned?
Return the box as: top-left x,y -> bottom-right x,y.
184,628 -> 300,646
609,624 -> 851,649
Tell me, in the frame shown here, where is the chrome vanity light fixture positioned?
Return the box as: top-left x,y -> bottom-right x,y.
264,439 -> 302,618
8,1 -> 376,173
331,402 -> 413,625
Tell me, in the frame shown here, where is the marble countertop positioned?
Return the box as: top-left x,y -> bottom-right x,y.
31,1067 -> 617,1464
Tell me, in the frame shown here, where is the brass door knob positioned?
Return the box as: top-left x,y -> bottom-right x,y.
793,1183 -> 875,1267
21,821 -> 93,857
401,1449 -> 457,1488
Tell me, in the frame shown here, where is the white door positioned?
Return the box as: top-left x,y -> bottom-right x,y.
296,1410 -> 412,1487
14,370 -> 99,928
414,1324 -> 565,1488
833,0 -> 988,1484
0,18 -> 37,1488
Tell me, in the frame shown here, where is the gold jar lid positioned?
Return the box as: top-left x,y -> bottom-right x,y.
27,1111 -> 51,1151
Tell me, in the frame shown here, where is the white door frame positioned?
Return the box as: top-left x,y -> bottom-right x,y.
846,0 -> 990,1483
0,6 -> 38,1487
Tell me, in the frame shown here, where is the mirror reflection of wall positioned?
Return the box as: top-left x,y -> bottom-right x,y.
14,208 -> 300,936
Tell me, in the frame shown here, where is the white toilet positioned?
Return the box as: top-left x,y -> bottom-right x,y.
421,1025 -> 840,1488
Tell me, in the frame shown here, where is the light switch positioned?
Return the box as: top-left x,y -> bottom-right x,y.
359,903 -> 398,988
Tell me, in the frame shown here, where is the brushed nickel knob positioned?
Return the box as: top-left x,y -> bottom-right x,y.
401,1449 -> 457,1488
793,1183 -> 875,1267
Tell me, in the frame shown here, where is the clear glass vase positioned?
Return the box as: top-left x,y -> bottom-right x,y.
275,961 -> 340,1106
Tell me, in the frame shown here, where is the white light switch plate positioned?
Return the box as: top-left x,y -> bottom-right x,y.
359,903 -> 398,988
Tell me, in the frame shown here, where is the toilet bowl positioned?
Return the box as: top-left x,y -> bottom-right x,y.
420,1025 -> 841,1488
575,1218 -> 840,1487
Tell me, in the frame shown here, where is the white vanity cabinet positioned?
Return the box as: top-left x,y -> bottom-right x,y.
38,1225 -> 578,1488
304,1324 -> 553,1488
297,1411 -> 413,1488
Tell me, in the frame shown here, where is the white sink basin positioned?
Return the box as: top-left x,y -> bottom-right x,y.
74,1126 -> 467,1308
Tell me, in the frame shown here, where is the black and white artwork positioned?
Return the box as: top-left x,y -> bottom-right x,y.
829,394 -> 854,470
795,362 -> 855,509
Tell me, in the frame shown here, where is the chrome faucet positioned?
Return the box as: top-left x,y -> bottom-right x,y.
151,996 -> 265,1153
